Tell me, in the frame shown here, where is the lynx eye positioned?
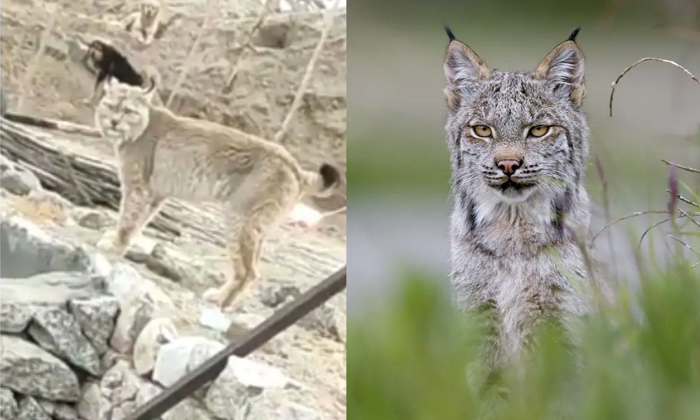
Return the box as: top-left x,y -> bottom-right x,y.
471,125 -> 492,138
529,125 -> 551,138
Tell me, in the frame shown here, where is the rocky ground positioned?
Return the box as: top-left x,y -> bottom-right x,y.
0,0 -> 346,419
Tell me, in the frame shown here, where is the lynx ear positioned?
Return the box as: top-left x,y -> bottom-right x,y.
443,26 -> 490,111
535,27 -> 586,107
105,76 -> 118,92
142,76 -> 157,103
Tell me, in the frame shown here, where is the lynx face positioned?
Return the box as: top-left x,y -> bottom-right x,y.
443,29 -> 589,206
95,78 -> 155,142
141,0 -> 160,20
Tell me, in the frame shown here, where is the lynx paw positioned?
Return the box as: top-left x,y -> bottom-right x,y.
203,286 -> 227,307
203,284 -> 243,311
96,231 -> 126,256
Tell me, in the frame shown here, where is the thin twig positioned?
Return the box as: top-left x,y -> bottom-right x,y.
17,4 -> 58,113
274,0 -> 340,143
609,57 -> 700,117
591,210 -> 675,242
661,159 -> 700,174
222,0 -> 275,93
680,209 -> 700,230
638,212 -> 700,249
669,235 -> 700,255
666,189 -> 700,209
3,113 -> 102,137
166,13 -> 211,108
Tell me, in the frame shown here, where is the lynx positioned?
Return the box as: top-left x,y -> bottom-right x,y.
122,0 -> 162,45
93,77 -> 341,309
443,27 -> 611,368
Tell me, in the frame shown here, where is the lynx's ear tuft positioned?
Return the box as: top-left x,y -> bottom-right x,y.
444,25 -> 457,42
443,30 -> 490,111
535,31 -> 586,107
567,26 -> 581,43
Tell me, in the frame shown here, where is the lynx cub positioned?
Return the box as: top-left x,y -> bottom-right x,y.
94,77 -> 341,309
122,0 -> 162,45
443,27 -> 610,366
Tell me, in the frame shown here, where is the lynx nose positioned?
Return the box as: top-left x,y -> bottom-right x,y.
496,159 -> 522,176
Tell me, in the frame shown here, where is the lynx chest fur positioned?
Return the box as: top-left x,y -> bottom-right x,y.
442,27 -> 608,361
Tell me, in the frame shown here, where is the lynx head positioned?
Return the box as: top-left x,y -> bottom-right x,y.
443,27 -> 589,209
141,0 -> 160,21
95,76 -> 157,142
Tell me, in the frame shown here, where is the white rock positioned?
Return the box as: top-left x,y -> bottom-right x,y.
76,382 -> 104,420
109,269 -> 176,355
152,337 -> 224,388
133,317 -> 179,376
204,355 -> 292,419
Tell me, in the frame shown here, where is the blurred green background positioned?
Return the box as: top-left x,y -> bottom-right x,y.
347,0 -> 700,313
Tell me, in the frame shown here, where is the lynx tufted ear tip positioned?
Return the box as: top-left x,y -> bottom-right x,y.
567,26 -> 581,43
444,25 -> 457,42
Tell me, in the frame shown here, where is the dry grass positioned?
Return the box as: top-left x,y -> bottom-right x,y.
165,9 -> 211,108
16,4 -> 58,113
3,192 -> 69,227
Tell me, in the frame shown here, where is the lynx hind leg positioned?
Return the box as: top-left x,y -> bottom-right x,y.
97,186 -> 163,257
203,178 -> 295,309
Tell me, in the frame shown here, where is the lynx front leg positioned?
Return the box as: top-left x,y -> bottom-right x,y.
97,186 -> 163,257
203,200 -> 284,310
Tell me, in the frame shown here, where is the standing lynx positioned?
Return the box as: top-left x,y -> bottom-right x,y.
94,77 -> 341,309
443,27 -> 610,367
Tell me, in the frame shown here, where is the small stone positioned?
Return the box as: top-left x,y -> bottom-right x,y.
71,207 -> 114,231
135,381 -> 163,406
0,154 -> 14,174
133,317 -> 179,376
101,348 -> 126,371
0,335 -> 81,402
204,356 -> 292,419
69,296 -> 120,355
28,306 -> 102,376
245,392 -> 325,420
15,396 -> 51,420
110,401 -> 136,420
76,382 -> 104,420
259,284 -> 300,308
35,398 -> 80,420
1,168 -> 41,196
52,403 -> 80,420
152,336 -> 224,388
297,300 -> 346,343
106,264 -> 176,354
0,388 -> 18,419
100,360 -> 141,406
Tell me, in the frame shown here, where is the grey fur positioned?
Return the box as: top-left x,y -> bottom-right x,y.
442,28 -> 610,367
